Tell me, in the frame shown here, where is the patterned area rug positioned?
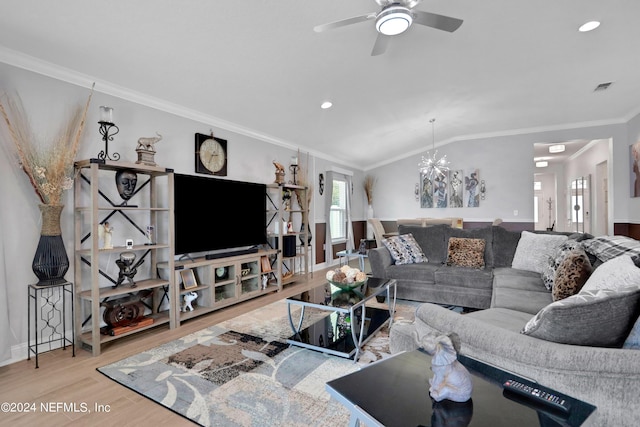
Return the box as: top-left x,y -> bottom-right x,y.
98,299 -> 418,426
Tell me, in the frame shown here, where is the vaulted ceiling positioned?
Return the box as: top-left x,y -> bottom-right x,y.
1,0 -> 639,169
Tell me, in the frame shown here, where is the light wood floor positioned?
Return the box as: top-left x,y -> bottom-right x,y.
0,271 -> 330,426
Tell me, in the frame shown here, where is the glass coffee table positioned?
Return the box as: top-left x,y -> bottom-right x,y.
326,349 -> 597,427
286,277 -> 396,361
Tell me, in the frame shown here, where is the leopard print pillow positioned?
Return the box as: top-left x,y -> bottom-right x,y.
446,237 -> 486,269
552,248 -> 593,301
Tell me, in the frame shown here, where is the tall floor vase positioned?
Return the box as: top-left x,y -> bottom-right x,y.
32,204 -> 69,286
366,204 -> 374,240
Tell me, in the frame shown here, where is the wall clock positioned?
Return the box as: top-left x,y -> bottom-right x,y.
195,133 -> 228,176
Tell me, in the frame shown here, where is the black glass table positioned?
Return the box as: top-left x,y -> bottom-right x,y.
326,349 -> 596,427
286,277 -> 397,361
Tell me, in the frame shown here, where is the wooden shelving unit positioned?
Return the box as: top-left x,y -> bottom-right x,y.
266,183 -> 310,287
163,248 -> 279,324
73,159 -> 175,356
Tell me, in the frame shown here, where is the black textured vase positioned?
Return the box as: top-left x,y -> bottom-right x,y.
299,222 -> 312,246
32,204 -> 69,286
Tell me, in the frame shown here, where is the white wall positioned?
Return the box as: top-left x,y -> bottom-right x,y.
370,124 -> 633,228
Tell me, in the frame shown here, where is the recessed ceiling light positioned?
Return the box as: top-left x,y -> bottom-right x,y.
579,21 -> 600,32
549,144 -> 565,154
536,161 -> 549,168
321,101 -> 333,109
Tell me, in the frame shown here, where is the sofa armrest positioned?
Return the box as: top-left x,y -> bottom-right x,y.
369,247 -> 392,278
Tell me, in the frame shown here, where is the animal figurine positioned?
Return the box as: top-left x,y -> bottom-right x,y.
262,274 -> 268,290
415,331 -> 473,402
136,132 -> 162,152
273,161 -> 286,183
182,292 -> 198,312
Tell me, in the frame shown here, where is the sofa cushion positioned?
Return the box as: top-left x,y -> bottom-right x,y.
435,265 -> 493,290
491,226 -> 522,268
521,287 -> 640,347
511,231 -> 568,274
542,239 -> 582,291
552,248 -> 592,301
398,224 -> 448,264
383,233 -> 428,265
445,226 -> 494,268
582,254 -> 640,292
385,262 -> 440,283
446,237 -> 486,269
582,235 -> 640,263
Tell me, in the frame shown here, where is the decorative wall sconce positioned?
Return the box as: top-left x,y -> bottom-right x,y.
480,180 -> 486,200
415,183 -> 420,201
98,106 -> 120,161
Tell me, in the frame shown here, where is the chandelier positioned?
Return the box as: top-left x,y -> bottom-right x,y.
418,118 -> 450,179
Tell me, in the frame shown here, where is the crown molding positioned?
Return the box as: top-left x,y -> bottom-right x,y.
0,45 -> 361,173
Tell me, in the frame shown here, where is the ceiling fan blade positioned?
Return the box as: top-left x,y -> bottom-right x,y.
314,13 -> 376,33
371,33 -> 390,56
412,10 -> 463,32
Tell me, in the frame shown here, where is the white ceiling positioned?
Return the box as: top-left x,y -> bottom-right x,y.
1,0 -> 639,170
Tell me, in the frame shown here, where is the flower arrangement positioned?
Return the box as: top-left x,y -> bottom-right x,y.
0,85 -> 94,205
364,174 -> 376,205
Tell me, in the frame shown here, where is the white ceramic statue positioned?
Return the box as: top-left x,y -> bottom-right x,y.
415,332 -> 473,402
98,221 -> 114,249
182,292 -> 198,312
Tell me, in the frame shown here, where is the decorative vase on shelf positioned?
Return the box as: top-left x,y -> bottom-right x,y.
366,204 -> 374,240
31,204 -> 69,286
299,222 -> 312,246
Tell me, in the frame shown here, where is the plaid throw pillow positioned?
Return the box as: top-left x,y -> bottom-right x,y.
583,235 -> 640,263
383,233 -> 428,265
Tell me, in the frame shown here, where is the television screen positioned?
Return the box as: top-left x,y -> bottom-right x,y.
174,174 -> 267,256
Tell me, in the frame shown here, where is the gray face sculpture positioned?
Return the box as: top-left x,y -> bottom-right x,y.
115,169 -> 138,201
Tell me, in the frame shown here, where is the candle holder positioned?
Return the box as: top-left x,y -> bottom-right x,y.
289,164 -> 299,185
97,106 -> 120,161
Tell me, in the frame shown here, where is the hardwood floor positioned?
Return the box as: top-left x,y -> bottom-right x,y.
0,273 -> 328,426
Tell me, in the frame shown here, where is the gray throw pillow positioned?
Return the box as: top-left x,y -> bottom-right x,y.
383,233 -> 428,265
582,254 -> 640,292
521,287 -> 640,347
512,231 -> 568,274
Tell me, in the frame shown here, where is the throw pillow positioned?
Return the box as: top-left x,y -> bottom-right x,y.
382,233 -> 428,265
582,235 -> 640,264
623,315 -> 640,349
552,248 -> 592,301
542,239 -> 582,291
446,237 -> 486,269
521,287 -> 640,347
511,231 -> 568,274
581,254 -> 640,292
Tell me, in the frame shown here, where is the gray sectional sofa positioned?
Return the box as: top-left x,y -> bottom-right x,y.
371,225 -> 640,426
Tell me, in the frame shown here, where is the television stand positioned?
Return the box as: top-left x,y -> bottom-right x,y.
205,247 -> 259,260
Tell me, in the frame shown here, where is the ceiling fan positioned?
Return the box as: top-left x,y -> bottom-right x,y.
314,0 -> 463,56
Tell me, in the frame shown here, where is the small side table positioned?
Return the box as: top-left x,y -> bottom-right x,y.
337,249 -> 368,272
27,281 -> 75,368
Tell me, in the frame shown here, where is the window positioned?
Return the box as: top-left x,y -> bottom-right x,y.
330,179 -> 347,242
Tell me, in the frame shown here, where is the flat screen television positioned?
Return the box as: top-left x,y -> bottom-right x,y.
174,174 -> 267,257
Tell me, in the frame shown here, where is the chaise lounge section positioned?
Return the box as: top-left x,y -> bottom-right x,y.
378,228 -> 640,426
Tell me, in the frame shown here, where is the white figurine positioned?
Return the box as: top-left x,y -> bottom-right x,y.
262,274 -> 268,290
98,221 -> 114,249
415,332 -> 473,403
182,292 -> 198,312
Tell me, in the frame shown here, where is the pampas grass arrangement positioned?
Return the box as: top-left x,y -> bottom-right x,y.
0,84 -> 94,205
364,175 -> 376,205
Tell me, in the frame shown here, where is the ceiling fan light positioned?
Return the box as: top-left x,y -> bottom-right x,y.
376,7 -> 412,36
536,161 -> 549,168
